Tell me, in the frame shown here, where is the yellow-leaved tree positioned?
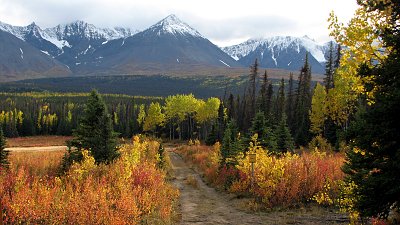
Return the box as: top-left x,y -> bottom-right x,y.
143,102 -> 165,134
309,83 -> 327,135
327,6 -> 391,129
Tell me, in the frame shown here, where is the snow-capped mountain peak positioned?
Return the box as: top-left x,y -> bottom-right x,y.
45,20 -> 128,40
222,36 -> 331,74
148,14 -> 203,37
223,36 -> 326,63
0,21 -> 30,40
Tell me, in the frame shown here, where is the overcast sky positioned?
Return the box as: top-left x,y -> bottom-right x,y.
0,0 -> 359,47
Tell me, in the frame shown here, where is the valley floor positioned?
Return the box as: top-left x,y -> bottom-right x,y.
4,137 -> 350,225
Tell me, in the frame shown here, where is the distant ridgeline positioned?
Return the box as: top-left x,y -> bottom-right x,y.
0,92 -> 162,137
0,75 -> 312,99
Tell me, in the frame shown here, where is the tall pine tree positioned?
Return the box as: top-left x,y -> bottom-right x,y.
324,41 -> 335,90
265,82 -> 274,121
343,0 -> 400,218
221,119 -> 239,165
275,115 -> 294,153
250,111 -> 277,152
334,44 -> 341,70
258,70 -> 268,114
294,53 -> 312,146
286,73 -> 295,133
244,59 -> 259,131
227,93 -> 236,120
66,90 -> 119,165
275,78 -> 285,122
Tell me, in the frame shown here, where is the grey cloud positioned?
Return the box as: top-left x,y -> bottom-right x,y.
0,0 -> 310,46
190,15 -> 299,46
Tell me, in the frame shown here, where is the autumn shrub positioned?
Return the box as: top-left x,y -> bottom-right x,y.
8,150 -> 64,177
177,140 -> 344,208
231,144 -> 344,208
308,135 -> 334,153
176,142 -> 231,188
0,136 -> 179,224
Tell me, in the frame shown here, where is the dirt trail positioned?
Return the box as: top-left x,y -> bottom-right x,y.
167,148 -> 348,225
5,146 -> 68,152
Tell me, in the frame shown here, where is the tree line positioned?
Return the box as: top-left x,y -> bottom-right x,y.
203,45 -> 341,164
0,92 -> 162,138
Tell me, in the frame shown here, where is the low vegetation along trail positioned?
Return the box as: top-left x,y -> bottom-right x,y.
167,147 -> 348,225
167,149 -> 266,225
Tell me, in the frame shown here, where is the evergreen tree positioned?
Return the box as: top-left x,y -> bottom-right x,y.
334,44 -> 341,70
275,115 -> 294,153
249,111 -> 266,138
258,70 -> 268,113
294,53 -> 312,146
275,78 -> 285,122
205,124 -> 217,145
227,93 -> 236,120
216,101 -> 226,142
243,59 -> 259,131
249,111 -> 277,151
248,59 -> 259,119
242,93 -> 252,131
66,90 -> 119,165
266,82 -> 274,118
221,119 -> 239,165
324,41 -> 335,90
286,73 -> 295,133
0,127 -> 10,170
343,0 -> 400,218
344,0 -> 400,217
324,42 -> 339,145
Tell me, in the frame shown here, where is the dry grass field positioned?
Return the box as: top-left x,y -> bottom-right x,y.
6,136 -> 72,147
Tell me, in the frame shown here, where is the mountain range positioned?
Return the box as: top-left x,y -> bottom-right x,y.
0,14 -> 333,81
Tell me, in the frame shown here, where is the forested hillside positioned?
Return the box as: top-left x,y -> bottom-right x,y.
0,92 -> 162,137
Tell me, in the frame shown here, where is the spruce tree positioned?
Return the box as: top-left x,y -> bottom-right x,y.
258,70 -> 268,113
0,127 -> 10,170
334,44 -> 341,70
221,119 -> 239,165
345,55 -> 400,217
323,42 -> 338,145
275,78 -> 285,122
343,0 -> 400,218
250,111 -> 277,151
248,59 -> 259,119
294,53 -> 312,146
286,73 -> 295,133
227,93 -> 236,120
205,124 -> 217,146
344,1 -> 400,217
324,41 -> 335,90
67,90 -> 119,165
243,59 -> 259,132
266,83 -> 274,118
275,115 -> 294,153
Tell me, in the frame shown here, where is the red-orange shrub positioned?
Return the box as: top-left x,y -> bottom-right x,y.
0,137 -> 179,224
177,144 -> 344,208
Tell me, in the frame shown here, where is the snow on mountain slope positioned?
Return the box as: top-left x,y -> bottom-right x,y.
44,21 -> 136,42
223,36 -> 327,63
42,21 -> 137,49
0,20 -> 137,50
0,21 -> 37,40
146,14 -> 203,37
